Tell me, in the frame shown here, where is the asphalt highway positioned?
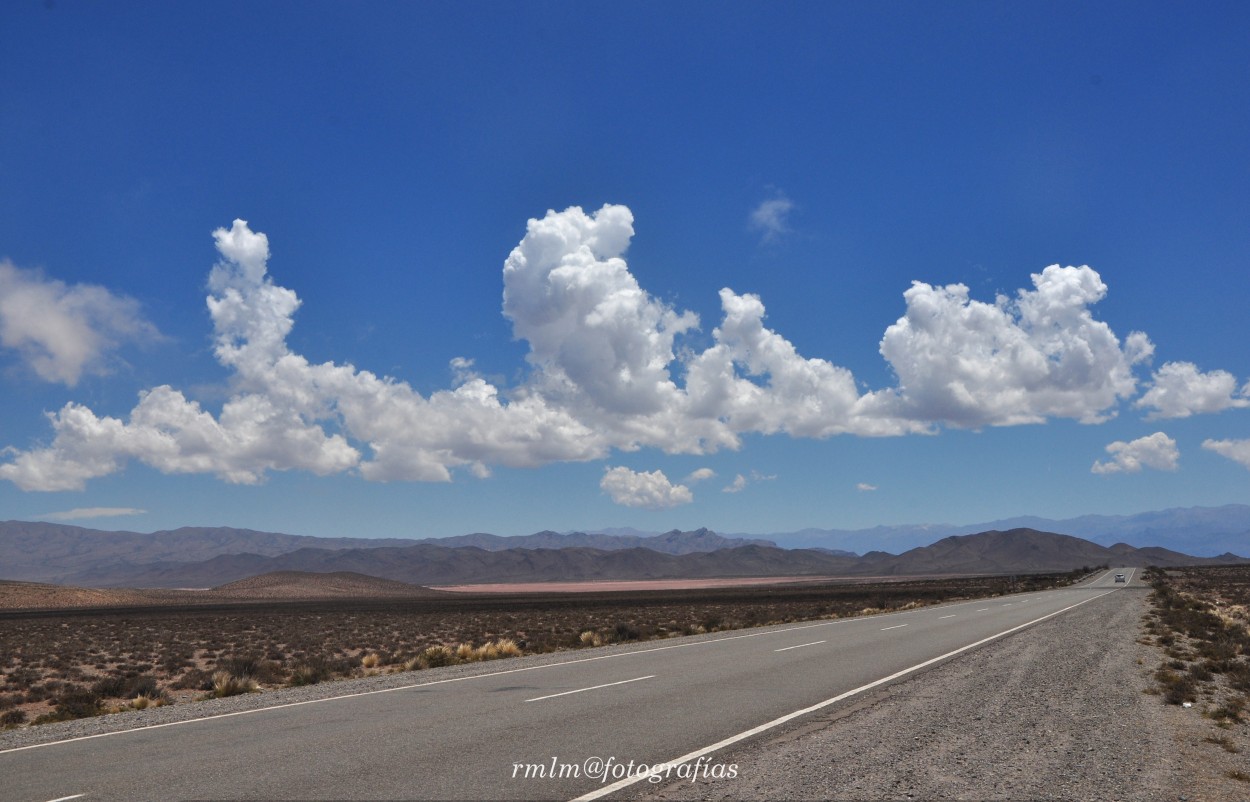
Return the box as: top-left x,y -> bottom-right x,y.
2,568 -> 1135,801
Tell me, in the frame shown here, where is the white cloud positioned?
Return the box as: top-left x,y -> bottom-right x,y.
0,206 -> 1185,492
600,466 -> 693,508
684,467 -> 716,483
0,260 -> 161,386
1091,432 -> 1179,475
1135,362 -> 1250,419
721,469 -> 775,494
41,507 -> 147,521
879,266 -> 1152,428
0,220 -> 597,490
856,482 -> 878,492
1202,438 -> 1250,471
748,194 -> 795,242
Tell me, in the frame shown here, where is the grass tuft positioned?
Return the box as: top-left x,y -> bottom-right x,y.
208,671 -> 257,698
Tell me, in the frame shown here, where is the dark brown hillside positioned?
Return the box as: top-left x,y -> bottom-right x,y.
884,528 -> 1227,575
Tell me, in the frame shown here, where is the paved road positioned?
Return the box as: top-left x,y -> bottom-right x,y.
2,569 -> 1135,801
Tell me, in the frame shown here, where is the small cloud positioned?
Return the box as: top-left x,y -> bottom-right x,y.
722,470 -> 775,494
856,482 -> 878,492
41,506 -> 147,521
684,467 -> 715,483
748,193 -> 795,243
449,356 -> 478,386
600,466 -> 693,509
1202,438 -> 1250,471
1091,432 -> 1179,475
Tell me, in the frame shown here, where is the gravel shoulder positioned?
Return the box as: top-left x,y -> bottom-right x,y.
635,585 -> 1246,802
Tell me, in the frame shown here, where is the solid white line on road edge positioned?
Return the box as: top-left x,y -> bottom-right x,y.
939,614 -> 957,619
524,675 -> 654,703
0,579 -> 1112,757
571,589 -> 1116,802
44,795 -> 85,802
774,640 -> 826,652
881,624 -> 908,631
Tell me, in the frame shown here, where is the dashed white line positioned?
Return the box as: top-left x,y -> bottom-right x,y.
976,608 -> 989,611
881,624 -> 908,631
774,640 -> 826,652
939,614 -> 957,619
45,795 -> 85,802
524,675 -> 654,703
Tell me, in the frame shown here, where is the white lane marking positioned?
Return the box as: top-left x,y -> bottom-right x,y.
881,624 -> 908,631
0,583 -> 1097,756
45,796 -> 85,802
774,640 -> 826,652
573,589 -> 1117,801
524,675 -> 654,703
976,608 -> 989,611
938,614 -> 957,619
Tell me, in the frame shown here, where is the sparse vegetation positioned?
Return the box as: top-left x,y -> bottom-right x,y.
1142,566 -> 1250,767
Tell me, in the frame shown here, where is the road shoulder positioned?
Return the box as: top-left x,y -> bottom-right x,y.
636,588 -> 1195,801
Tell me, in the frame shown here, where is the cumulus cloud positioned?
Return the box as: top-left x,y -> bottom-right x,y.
600,466 -> 693,508
879,267 -> 1153,428
748,194 -> 795,242
0,260 -> 161,385
0,205 -> 1189,492
856,482 -> 878,492
1202,438 -> 1250,471
1135,362 -> 1250,419
0,219 -> 598,490
41,507 -> 147,521
1091,432 -> 1179,475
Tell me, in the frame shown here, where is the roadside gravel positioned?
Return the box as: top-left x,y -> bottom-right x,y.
635,585 -> 1217,802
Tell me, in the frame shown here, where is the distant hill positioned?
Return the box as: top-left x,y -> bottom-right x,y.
0,520 -> 424,584
0,521 -> 774,585
410,527 -> 776,554
47,528 -> 1247,589
740,504 -> 1250,557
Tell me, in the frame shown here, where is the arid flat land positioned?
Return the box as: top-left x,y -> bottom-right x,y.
431,575 -> 843,593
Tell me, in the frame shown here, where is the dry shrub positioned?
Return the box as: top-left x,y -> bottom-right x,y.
360,652 -> 381,669
1,709 -> 26,728
494,638 -> 522,657
419,645 -> 456,669
209,671 -> 257,698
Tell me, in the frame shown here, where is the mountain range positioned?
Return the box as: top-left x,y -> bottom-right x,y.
2,518 -> 1245,589
724,504 -> 1250,557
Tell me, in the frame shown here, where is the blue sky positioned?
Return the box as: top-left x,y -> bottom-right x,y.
1,1 -> 1248,540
